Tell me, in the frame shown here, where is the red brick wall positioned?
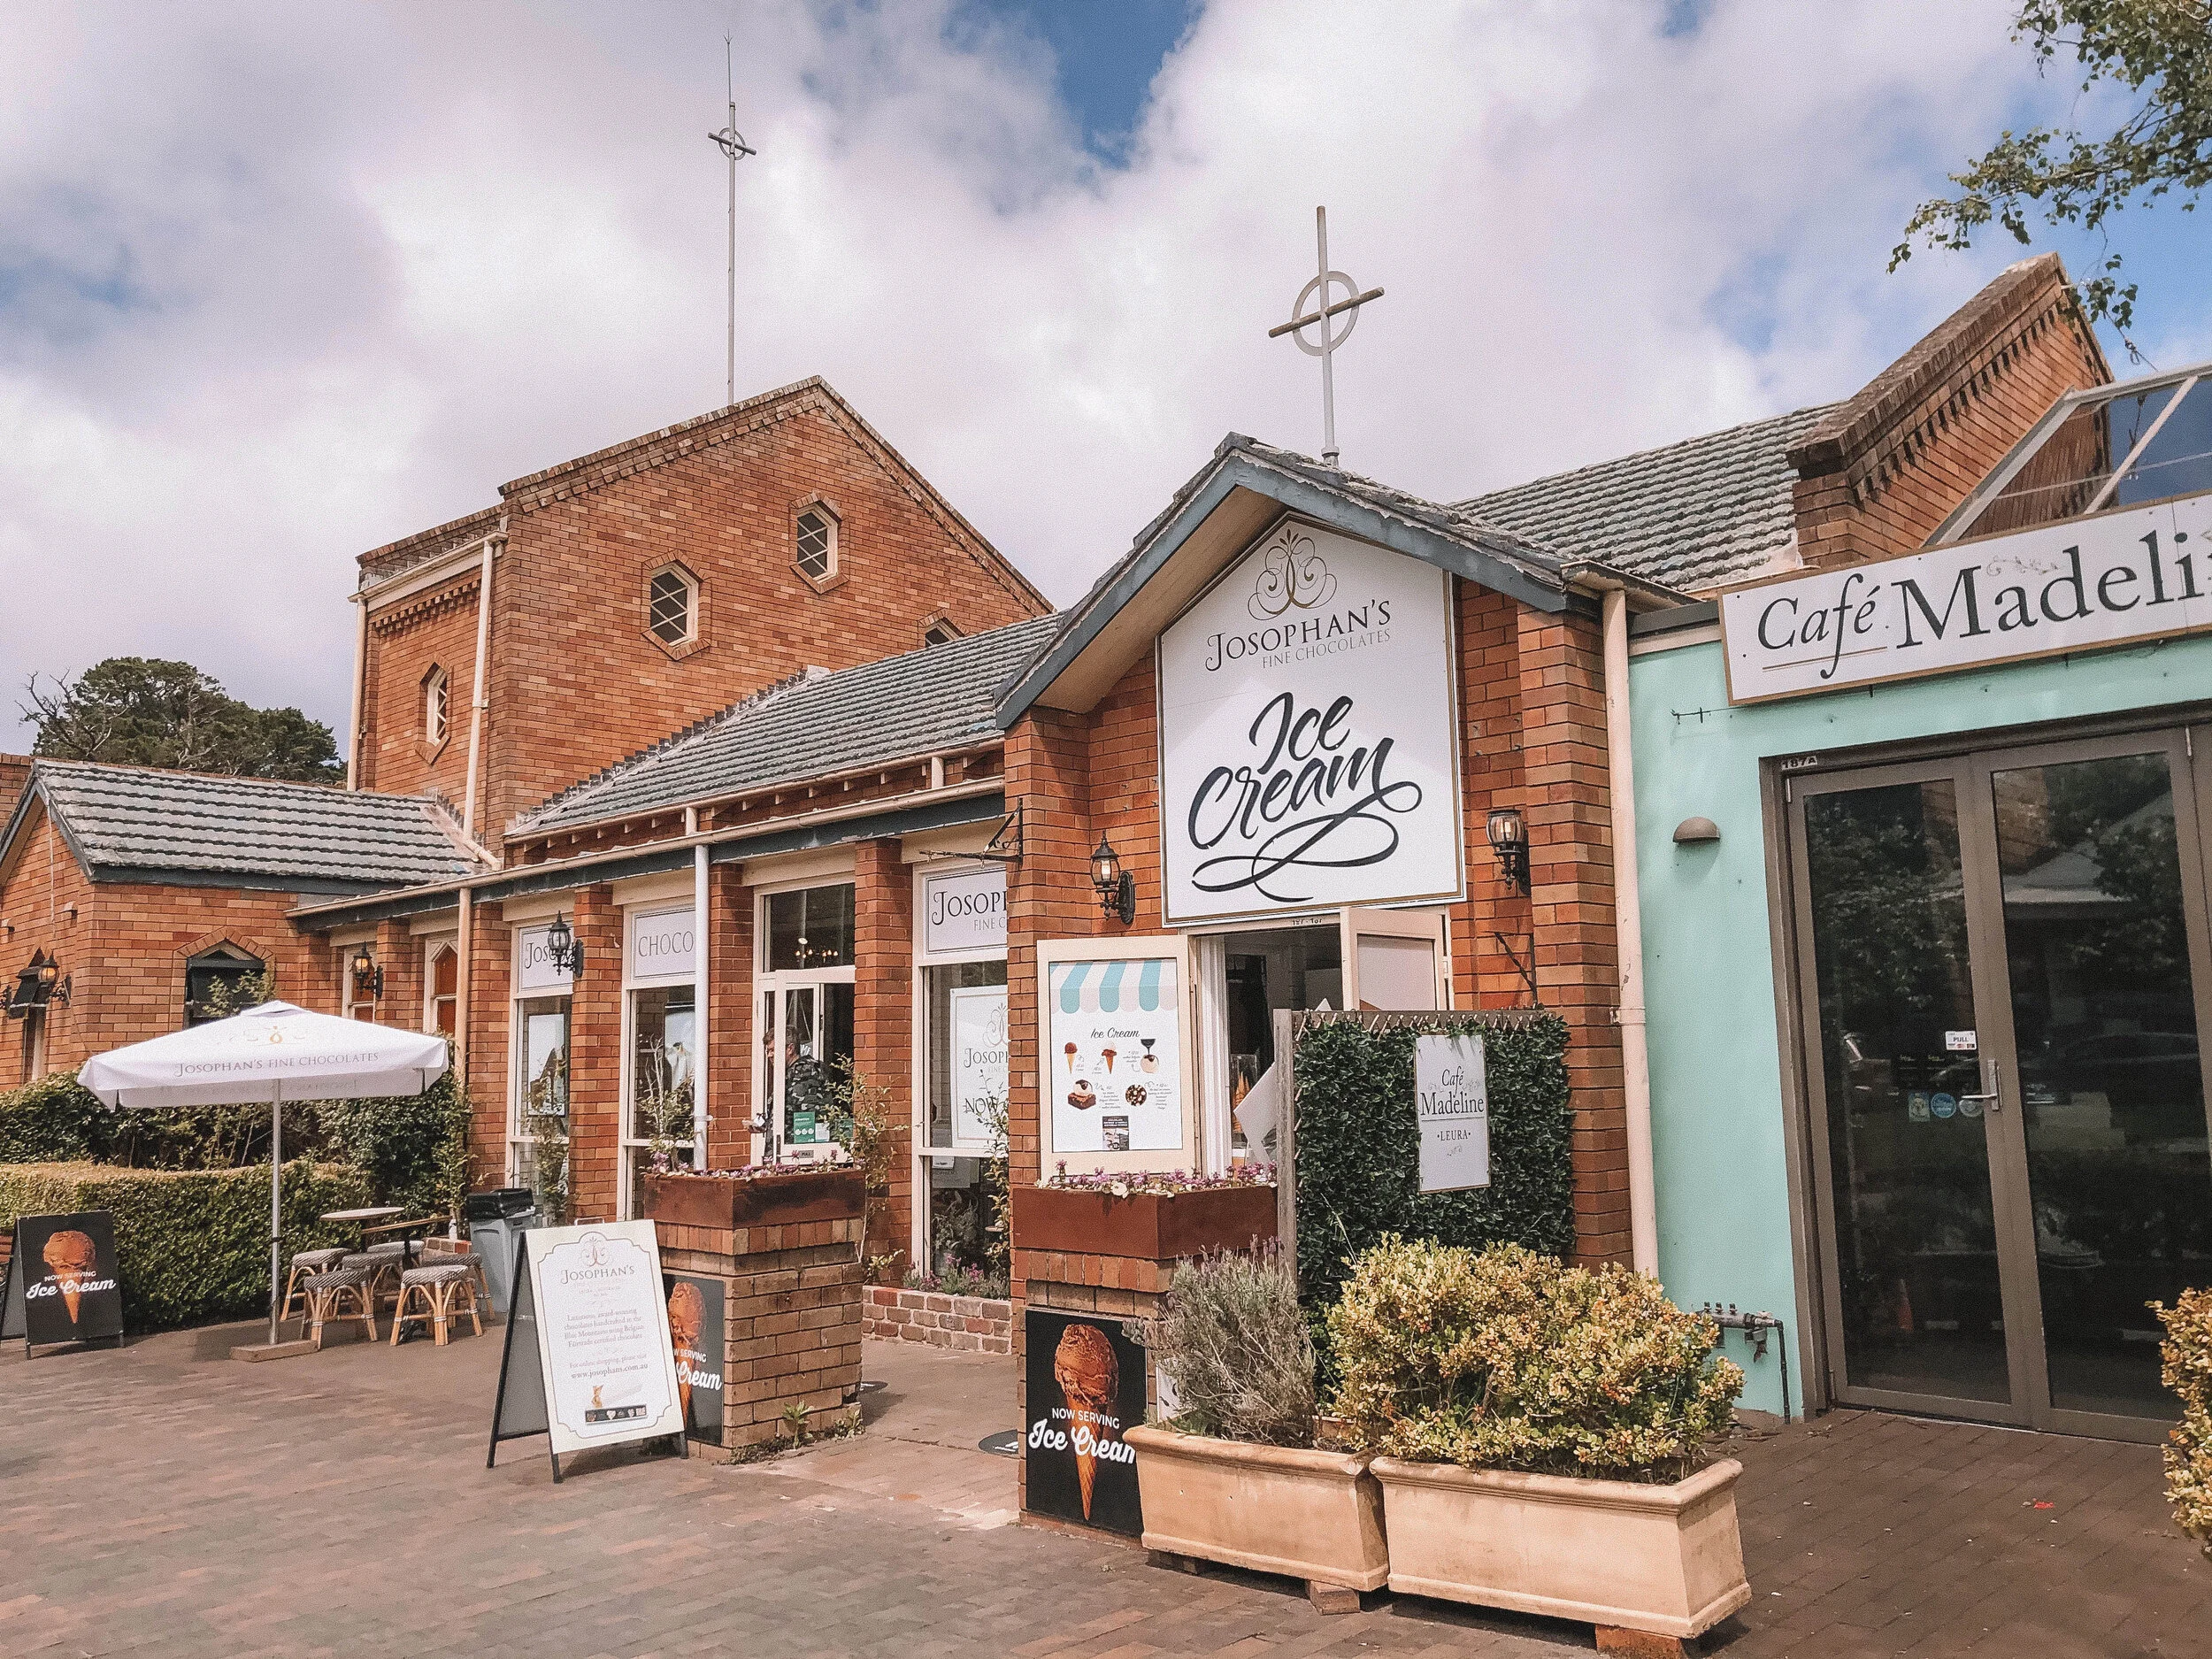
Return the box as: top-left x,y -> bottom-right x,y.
1452,583 -> 1537,1008
705,864 -> 754,1171
476,391 -> 1048,833
357,575 -> 481,805
0,804 -> 342,1079
565,885 -> 623,1222
1791,258 -> 2109,569
853,839 -> 914,1274
0,755 -> 31,817
463,900 -> 511,1190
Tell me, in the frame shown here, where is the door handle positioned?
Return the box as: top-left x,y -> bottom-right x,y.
1958,1058 -> 2002,1112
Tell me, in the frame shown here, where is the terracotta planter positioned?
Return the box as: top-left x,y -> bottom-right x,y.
1126,1424 -> 1387,1593
1369,1456 -> 1750,1640
643,1167 -> 866,1231
1013,1184 -> 1276,1261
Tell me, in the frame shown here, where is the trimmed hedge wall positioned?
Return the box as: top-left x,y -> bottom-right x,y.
1292,1012 -> 1575,1346
0,1161 -> 370,1333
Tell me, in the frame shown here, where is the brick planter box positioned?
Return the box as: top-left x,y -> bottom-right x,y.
646,1171 -> 867,1451
863,1285 -> 1012,1354
1012,1183 -> 1277,1261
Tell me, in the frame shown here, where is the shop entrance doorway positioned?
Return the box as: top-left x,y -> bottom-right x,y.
753,882 -> 856,1164
1788,726 -> 2212,1439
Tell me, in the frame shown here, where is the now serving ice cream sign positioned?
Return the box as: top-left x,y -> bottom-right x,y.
1721,498 -> 2212,704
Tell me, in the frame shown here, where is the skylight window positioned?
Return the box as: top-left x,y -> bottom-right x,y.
1939,364 -> 2212,545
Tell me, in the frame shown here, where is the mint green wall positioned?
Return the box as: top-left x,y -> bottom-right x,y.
1628,632 -> 2212,1417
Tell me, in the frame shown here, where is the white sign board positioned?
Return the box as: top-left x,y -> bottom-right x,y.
627,907 -> 695,982
1414,1033 -> 1489,1194
495,1221 -> 686,1468
1048,959 -> 1183,1154
922,865 -> 1007,956
1157,518 -> 1463,925
516,925 -> 574,993
949,985 -> 1009,1148
1720,498 -> 2212,703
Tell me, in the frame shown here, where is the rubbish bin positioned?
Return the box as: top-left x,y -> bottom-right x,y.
464,1187 -> 539,1317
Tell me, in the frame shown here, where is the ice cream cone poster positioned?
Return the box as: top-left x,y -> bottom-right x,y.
661,1272 -> 726,1443
524,1221 -> 685,1455
1046,956 -> 1183,1156
3,1211 -> 123,1349
1023,1310 -> 1146,1535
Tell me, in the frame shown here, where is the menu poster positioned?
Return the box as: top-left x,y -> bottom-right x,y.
1048,959 -> 1182,1155
664,1271 -> 726,1444
488,1222 -> 687,1480
2,1211 -> 124,1353
1023,1309 -> 1146,1536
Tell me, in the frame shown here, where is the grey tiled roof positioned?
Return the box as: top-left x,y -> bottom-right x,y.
19,763 -> 480,890
514,616 -> 1062,833
1458,404 -> 1839,594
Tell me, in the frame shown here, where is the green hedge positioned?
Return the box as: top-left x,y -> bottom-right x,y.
0,1160 -> 370,1332
1292,1012 -> 1576,1360
0,1073 -> 117,1163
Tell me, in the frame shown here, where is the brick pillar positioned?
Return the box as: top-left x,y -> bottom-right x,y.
706,864 -> 753,1170
1515,607 -> 1629,1266
373,917 -> 424,1029
853,838 -> 914,1279
1454,582 -> 1534,1009
568,885 -> 623,1224
1003,705 -> 1097,1516
464,900 -> 510,1191
296,929 -> 346,1017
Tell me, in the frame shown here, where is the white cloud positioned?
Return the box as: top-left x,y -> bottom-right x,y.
0,0 -> 2109,751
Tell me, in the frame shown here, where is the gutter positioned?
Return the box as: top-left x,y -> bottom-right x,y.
462,521 -> 503,842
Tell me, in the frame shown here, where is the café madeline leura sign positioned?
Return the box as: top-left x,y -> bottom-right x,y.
1721,497 -> 2212,704
1157,518 -> 1463,926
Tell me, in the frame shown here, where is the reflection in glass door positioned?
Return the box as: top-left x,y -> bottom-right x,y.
1800,777 -> 2014,1408
1793,730 -> 2212,1437
1992,746 -> 2212,1418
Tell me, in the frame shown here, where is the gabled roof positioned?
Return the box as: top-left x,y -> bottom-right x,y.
0,762 -> 484,895
1460,405 -> 1837,595
512,615 -> 1063,836
997,434 -> 1680,727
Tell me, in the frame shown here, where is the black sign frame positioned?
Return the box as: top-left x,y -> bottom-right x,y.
1023,1308 -> 1147,1536
2,1211 -> 125,1356
664,1271 -> 726,1445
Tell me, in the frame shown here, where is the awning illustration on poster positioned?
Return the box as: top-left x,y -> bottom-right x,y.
1048,959 -> 1182,1154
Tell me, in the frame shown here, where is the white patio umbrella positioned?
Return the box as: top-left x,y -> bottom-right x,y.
79,1002 -> 449,1348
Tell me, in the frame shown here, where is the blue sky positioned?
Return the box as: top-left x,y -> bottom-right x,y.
3,0 -> 2209,749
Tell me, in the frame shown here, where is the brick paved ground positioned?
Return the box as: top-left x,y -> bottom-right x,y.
1,1323 -> 2204,1658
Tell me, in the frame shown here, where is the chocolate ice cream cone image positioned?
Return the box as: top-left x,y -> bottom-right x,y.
1053,1323 -> 1119,1520
42,1230 -> 97,1325
1064,1042 -> 1078,1073
667,1282 -> 705,1422
1101,1048 -> 1116,1074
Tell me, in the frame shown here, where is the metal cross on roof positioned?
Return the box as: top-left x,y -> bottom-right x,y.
709,34 -> 758,409
1268,206 -> 1384,469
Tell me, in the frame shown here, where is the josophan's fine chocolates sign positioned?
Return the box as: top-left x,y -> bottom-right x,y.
1720,497 -> 2212,704
1156,518 -> 1463,926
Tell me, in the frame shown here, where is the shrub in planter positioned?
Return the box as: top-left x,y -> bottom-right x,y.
1327,1237 -> 1750,1640
1125,1250 -> 1386,1601
0,1159 -> 370,1333
2156,1286 -> 2212,1559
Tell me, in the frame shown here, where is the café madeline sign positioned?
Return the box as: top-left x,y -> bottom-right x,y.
1156,518 -> 1463,926
1721,496 -> 2212,704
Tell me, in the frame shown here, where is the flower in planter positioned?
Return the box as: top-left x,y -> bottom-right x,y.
1038,1163 -> 1276,1197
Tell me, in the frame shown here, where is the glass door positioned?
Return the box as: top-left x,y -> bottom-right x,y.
755,981 -> 855,1161
1791,730 -> 2212,1439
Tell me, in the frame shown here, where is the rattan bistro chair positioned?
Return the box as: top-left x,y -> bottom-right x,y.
299,1263 -> 379,1348
390,1261 -> 483,1347
280,1248 -> 349,1324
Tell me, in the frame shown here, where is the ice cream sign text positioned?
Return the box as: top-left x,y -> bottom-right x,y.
1721,498 -> 2212,703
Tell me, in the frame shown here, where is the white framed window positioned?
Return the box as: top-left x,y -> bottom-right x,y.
645,563 -> 699,649
795,506 -> 837,584
423,665 -> 449,747
509,920 -> 575,1223
910,860 -> 1009,1284
619,904 -> 701,1219
424,941 -> 458,1036
753,880 -> 856,1169
921,616 -> 961,647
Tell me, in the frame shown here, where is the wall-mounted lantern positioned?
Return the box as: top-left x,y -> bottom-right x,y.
1673,816 -> 1721,844
546,912 -> 585,979
349,945 -> 385,1001
1090,835 -> 1136,926
1486,805 -> 1530,895
6,949 -> 65,1017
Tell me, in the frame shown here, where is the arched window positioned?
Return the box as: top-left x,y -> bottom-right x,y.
795,508 -> 837,582
646,565 -> 698,648
185,944 -> 266,1026
423,665 -> 449,746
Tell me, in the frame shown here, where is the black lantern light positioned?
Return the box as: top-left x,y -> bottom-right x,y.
1486,805 -> 1530,895
546,911 -> 584,979
349,944 -> 384,1001
7,949 -> 65,1017
1089,834 -> 1136,926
